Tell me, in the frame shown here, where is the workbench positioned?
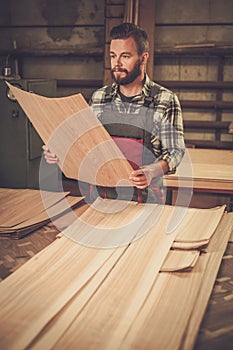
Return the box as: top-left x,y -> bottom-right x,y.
164,148 -> 233,210
0,199 -> 232,350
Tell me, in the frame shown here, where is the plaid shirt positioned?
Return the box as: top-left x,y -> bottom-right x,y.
89,74 -> 185,174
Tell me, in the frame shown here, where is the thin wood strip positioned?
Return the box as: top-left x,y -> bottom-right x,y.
0,189 -> 70,228
160,250 -> 200,272
28,245 -> 129,350
0,200 -> 226,349
121,213 -> 232,350
0,195 -> 83,233
229,227 -> 233,242
174,205 -> 225,242
31,204 -> 225,349
29,248 -> 201,349
0,202 -> 175,350
0,196 -> 84,239
180,213 -> 233,350
61,198 -> 159,248
0,238 -> 123,350
27,250 -> 199,349
50,208 -> 180,349
6,82 -> 133,186
172,240 -> 209,250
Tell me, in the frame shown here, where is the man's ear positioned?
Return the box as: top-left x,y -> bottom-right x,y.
141,52 -> 149,65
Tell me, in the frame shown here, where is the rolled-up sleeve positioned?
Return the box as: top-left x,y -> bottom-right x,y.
152,92 -> 185,174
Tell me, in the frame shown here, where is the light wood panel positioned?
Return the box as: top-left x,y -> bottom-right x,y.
6,82 -> 133,187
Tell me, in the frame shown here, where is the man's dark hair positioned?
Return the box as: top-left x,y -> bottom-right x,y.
110,22 -> 149,55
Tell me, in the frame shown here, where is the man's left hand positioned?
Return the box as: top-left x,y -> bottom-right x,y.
129,168 -> 152,189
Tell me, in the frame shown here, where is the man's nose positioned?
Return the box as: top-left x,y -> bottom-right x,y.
115,56 -> 122,66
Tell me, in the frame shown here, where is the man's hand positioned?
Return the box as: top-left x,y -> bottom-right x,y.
128,168 -> 152,189
129,160 -> 169,189
42,145 -> 59,164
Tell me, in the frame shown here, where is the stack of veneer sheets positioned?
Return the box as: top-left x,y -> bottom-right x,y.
0,188 -> 83,239
0,197 -> 232,349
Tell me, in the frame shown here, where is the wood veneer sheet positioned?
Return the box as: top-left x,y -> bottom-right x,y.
1,195 -> 84,239
0,236 -> 125,350
46,207 -> 180,350
29,203 -> 225,349
120,214 -> 232,350
181,213 -> 233,350
0,188 -> 70,228
28,249 -> 200,349
160,249 -> 199,272
172,239 -> 209,250
0,200 -> 226,349
60,197 -> 164,248
6,82 -> 133,187
174,205 -> 225,243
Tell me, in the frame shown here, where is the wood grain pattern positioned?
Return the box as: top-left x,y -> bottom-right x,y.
181,213 -> 233,350
121,214 -> 232,350
6,82 -> 133,186
0,198 -> 227,350
45,206 -> 178,350
28,249 -> 200,349
0,236 -> 123,350
0,188 -> 83,238
161,249 -> 199,272
164,148 -> 233,185
0,188 -> 70,228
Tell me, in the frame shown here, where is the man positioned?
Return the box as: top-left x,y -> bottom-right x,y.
43,22 -> 185,203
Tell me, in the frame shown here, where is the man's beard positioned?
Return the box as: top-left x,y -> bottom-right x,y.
111,59 -> 142,85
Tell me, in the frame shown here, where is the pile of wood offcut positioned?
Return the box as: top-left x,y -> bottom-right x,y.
0,188 -> 83,239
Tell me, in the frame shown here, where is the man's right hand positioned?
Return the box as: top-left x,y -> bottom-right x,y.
42,145 -> 59,164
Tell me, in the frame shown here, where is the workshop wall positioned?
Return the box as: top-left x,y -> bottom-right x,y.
0,0 -> 232,148
154,0 -> 233,147
0,0 -> 105,98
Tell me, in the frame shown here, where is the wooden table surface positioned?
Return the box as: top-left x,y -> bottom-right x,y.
0,200 -> 232,350
164,148 -> 233,194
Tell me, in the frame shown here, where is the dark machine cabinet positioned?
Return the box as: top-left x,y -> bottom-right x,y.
0,79 -> 58,189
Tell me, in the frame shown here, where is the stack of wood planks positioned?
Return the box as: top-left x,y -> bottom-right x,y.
0,197 -> 232,349
0,188 -> 83,239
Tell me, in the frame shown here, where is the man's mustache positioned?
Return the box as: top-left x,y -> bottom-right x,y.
112,68 -> 128,73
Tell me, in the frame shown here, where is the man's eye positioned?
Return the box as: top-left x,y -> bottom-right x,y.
110,54 -> 116,59
123,55 -> 130,59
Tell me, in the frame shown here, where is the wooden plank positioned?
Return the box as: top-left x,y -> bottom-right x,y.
6,82 -> 133,187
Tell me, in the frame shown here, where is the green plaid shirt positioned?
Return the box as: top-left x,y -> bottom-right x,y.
90,74 -> 185,174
